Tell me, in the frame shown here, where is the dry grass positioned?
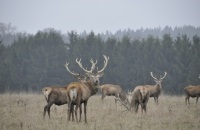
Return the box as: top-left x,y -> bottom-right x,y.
0,93 -> 200,130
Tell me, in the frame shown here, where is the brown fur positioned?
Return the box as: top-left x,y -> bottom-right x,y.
42,85 -> 69,118
42,73 -> 87,119
184,85 -> 200,105
130,87 -> 149,113
100,84 -> 127,103
66,78 -> 99,123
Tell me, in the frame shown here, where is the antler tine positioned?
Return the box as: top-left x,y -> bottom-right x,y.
97,55 -> 109,74
64,62 -> 79,76
160,72 -> 167,80
76,58 -> 93,73
150,72 -> 157,80
114,94 -> 130,112
90,59 -> 97,72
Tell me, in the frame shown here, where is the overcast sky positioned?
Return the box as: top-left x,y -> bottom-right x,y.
0,0 -> 200,34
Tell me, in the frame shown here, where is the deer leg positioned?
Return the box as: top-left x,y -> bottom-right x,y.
135,102 -> 139,113
67,102 -> 72,121
84,101 -> 88,123
185,96 -> 188,105
188,96 -> 190,105
46,102 -> 53,118
143,104 -> 147,114
70,105 -> 74,121
101,94 -> 106,103
196,96 -> 199,106
156,97 -> 158,105
75,105 -> 79,122
154,97 -> 156,104
79,104 -> 82,122
43,105 -> 47,118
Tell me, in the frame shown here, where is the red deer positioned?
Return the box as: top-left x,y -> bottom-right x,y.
134,72 -> 167,105
100,84 -> 128,104
65,55 -> 109,123
115,87 -> 149,114
42,74 -> 87,119
42,60 -> 95,119
184,75 -> 200,105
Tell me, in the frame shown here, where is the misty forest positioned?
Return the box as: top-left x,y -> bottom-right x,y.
0,23 -> 200,95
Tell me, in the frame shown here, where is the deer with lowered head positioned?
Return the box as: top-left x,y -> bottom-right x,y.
134,72 -> 167,105
115,86 -> 149,114
65,55 -> 109,123
100,84 -> 128,105
42,59 -> 96,119
184,75 -> 200,106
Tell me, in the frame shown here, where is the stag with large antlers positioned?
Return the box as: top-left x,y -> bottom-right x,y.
42,61 -> 91,119
134,72 -> 167,105
65,55 -> 109,123
184,75 -> 200,106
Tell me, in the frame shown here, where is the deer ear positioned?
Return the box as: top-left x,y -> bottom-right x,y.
98,72 -> 104,77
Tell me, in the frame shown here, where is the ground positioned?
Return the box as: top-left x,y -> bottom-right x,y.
0,93 -> 199,130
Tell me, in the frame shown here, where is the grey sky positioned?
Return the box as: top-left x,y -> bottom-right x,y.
0,0 -> 200,34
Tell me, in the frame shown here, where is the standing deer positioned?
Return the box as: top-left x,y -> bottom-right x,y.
42,60 -> 96,119
100,84 -> 128,105
65,55 -> 109,123
184,75 -> 200,105
42,74 -> 87,119
134,72 -> 167,105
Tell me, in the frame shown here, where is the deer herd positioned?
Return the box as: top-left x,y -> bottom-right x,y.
42,55 -> 200,123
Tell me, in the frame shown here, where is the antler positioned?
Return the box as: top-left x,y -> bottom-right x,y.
76,58 -> 94,74
160,72 -> 167,80
64,62 -> 79,76
97,55 -> 109,74
90,59 -> 97,72
115,94 -> 130,113
150,72 -> 158,80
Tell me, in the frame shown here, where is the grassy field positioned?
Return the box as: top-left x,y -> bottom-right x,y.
0,93 -> 200,130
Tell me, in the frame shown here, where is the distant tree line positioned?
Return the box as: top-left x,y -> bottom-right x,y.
0,26 -> 200,94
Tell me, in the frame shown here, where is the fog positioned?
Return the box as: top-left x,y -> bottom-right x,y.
0,0 -> 200,34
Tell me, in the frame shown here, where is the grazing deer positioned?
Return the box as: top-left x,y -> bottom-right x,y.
100,84 -> 128,105
65,55 -> 109,123
116,87 -> 149,114
134,72 -> 167,105
184,75 -> 200,105
42,73 -> 87,119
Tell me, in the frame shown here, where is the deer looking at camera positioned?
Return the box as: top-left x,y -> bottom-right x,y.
65,55 -> 109,123
184,75 -> 200,106
134,72 -> 167,105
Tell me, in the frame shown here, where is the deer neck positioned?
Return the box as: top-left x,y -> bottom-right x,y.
156,82 -> 162,90
84,81 -> 99,96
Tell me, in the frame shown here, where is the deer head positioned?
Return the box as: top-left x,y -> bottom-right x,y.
150,72 -> 167,87
65,55 -> 109,85
76,55 -> 109,85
